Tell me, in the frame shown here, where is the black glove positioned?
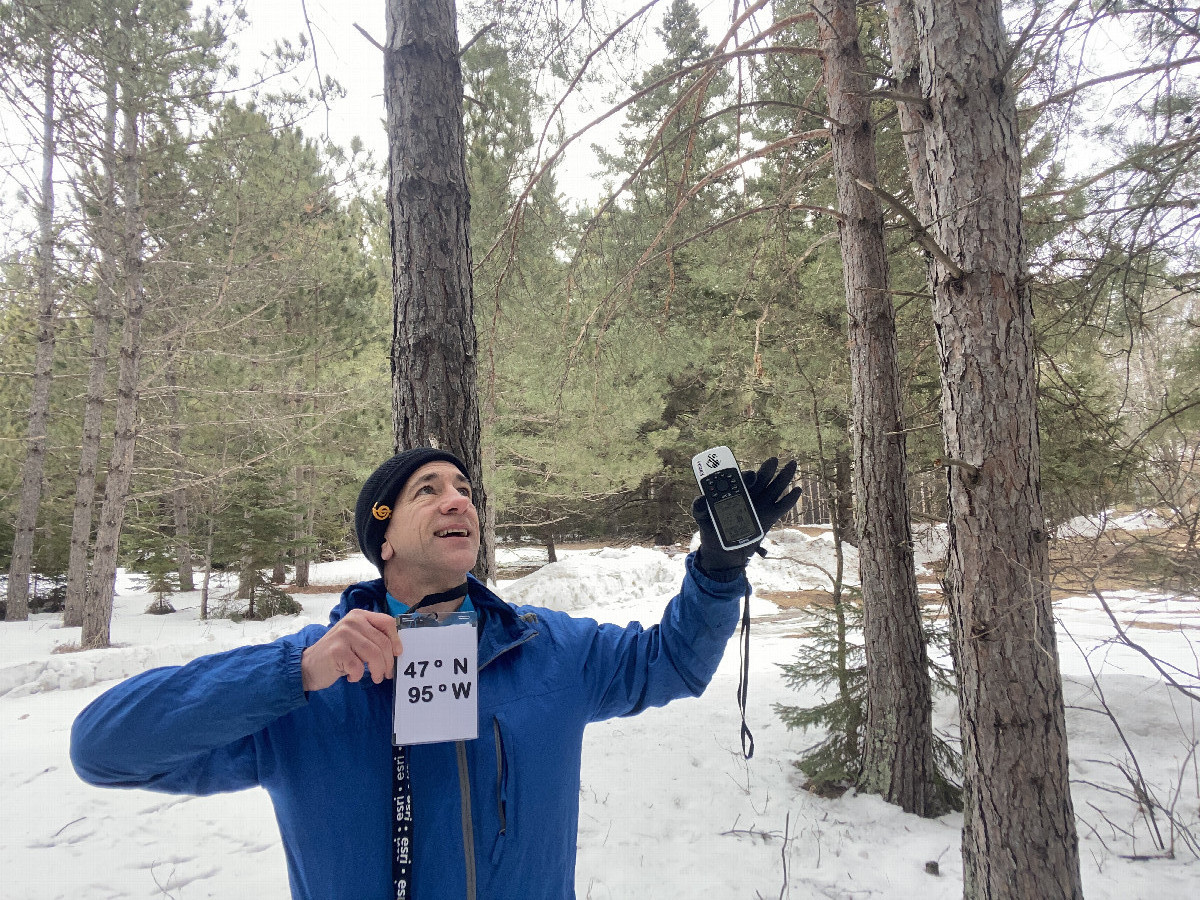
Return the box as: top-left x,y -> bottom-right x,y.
692,457 -> 802,577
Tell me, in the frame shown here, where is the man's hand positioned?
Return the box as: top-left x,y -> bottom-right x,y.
693,457 -> 802,575
301,609 -> 403,693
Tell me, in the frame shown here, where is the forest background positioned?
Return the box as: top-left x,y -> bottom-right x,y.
2,0 -> 1198,895
3,0 -> 1195,616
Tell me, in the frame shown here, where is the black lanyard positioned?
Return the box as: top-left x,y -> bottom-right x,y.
737,586 -> 754,759
393,745 -> 414,899
389,579 -> 754,900
390,581 -> 471,899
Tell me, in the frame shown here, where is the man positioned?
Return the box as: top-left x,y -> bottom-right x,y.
71,448 -> 799,900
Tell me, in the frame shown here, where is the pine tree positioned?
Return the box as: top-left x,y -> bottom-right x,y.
1,0 -> 66,620
386,0 -> 492,580
911,2 -> 1084,894
82,0 -> 232,648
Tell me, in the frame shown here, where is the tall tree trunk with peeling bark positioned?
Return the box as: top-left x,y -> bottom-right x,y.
883,0 -> 934,231
912,1 -> 1083,896
65,68 -> 119,629
385,0 -> 491,582
166,351 -> 194,591
815,0 -> 940,816
6,52 -> 57,622
82,38 -> 147,649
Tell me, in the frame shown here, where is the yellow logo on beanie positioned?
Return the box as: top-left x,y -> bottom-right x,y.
371,502 -> 392,521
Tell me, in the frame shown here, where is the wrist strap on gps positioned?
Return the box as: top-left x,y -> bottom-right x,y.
738,585 -> 754,759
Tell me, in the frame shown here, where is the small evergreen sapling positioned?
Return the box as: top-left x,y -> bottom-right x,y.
775,588 -> 962,809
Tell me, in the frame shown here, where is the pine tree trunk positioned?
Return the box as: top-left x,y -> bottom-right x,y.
82,70 -> 146,650
292,465 -> 312,588
167,353 -> 194,591
385,0 -> 491,583
833,449 -> 856,547
200,519 -> 214,620
293,550 -> 310,588
7,53 -> 57,622
65,69 -> 119,629
883,0 -> 934,229
654,475 -> 677,546
912,2 -> 1083,896
484,499 -> 497,579
816,0 -> 939,817
238,554 -> 254,601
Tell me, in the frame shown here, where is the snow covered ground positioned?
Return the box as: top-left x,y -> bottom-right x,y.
2,529 -> 1197,898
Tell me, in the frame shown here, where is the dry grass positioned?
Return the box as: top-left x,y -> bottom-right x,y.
756,589 -> 843,610
1128,619 -> 1200,632
1050,527 -> 1197,597
284,583 -> 351,595
496,565 -> 543,580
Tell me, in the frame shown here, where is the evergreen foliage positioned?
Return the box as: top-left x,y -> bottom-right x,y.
774,586 -> 962,809
775,589 -> 866,793
0,0 -> 1194,643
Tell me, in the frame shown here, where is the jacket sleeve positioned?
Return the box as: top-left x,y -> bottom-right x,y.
581,553 -> 747,722
70,624 -> 326,795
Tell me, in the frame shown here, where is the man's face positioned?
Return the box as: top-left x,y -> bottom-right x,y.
380,461 -> 480,591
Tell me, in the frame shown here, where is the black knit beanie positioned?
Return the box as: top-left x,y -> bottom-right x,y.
355,449 -> 471,574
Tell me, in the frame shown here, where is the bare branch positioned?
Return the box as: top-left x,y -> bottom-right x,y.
852,177 -> 966,279
460,22 -> 499,58
1030,54 -> 1200,113
352,23 -> 384,54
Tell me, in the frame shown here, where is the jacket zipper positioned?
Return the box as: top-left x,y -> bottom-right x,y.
456,741 -> 476,900
493,717 -> 507,836
455,625 -> 538,900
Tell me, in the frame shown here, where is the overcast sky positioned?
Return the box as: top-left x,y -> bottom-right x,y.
236,0 -> 667,206
235,0 -> 750,205
1,1 -> 1144,254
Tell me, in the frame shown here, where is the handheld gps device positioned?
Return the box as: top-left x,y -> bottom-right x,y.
691,446 -> 765,551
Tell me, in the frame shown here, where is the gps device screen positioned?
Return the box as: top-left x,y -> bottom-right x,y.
712,492 -> 759,544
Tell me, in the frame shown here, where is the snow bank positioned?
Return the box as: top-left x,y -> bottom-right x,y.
304,555 -> 378,585
1057,508 -> 1174,539
743,530 -> 859,592
3,546 -> 1200,900
502,546 -> 685,612
0,616 -> 318,699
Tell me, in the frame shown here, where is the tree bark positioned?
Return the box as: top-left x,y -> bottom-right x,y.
82,53 -> 147,650
200,518 -> 214,620
65,63 -> 119,628
385,0 -> 492,583
833,447 -> 856,547
815,0 -> 939,816
912,1 -> 1083,896
883,0 -> 934,229
166,352 -> 194,591
7,51 -> 57,622
292,465 -> 312,588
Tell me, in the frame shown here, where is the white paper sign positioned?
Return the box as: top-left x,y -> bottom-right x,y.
392,622 -> 478,746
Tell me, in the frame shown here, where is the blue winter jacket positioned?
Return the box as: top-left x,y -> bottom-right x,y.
70,555 -> 746,900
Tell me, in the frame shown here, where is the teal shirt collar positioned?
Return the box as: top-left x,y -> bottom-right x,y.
386,592 -> 474,617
